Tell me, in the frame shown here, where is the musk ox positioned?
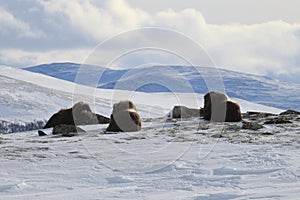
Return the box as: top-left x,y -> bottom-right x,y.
44,102 -> 110,128
106,100 -> 142,132
203,91 -> 242,122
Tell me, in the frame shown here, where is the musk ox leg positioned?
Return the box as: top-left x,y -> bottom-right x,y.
106,115 -> 123,132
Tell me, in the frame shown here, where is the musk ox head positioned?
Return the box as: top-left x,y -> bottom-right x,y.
106,100 -> 141,132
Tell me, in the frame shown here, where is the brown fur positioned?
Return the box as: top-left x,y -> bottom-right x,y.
44,108 -> 74,128
44,102 -> 107,128
106,100 -> 142,132
225,101 -> 242,122
203,91 -> 242,122
112,100 -> 137,115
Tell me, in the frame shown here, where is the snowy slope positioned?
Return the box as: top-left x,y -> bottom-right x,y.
0,73 -> 72,121
1,65 -> 282,133
1,65 -> 300,199
26,63 -> 300,111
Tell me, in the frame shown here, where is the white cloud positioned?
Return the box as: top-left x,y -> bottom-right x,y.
0,6 -> 44,38
1,0 -> 300,80
39,0 -> 149,40
0,49 -> 89,67
206,21 -> 300,75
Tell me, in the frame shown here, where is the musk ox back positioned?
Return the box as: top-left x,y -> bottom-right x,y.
72,102 -> 99,125
203,91 -> 242,122
106,100 -> 141,132
44,108 -> 73,128
44,102 -> 103,128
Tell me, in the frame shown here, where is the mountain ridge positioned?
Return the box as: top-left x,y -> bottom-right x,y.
25,62 -> 300,111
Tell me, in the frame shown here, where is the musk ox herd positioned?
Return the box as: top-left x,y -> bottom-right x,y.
40,91 -> 242,136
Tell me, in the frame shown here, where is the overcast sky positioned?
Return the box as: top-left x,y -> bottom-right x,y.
0,0 -> 299,83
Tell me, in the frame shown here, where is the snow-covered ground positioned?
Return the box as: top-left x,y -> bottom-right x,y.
0,65 -> 299,199
1,119 -> 300,199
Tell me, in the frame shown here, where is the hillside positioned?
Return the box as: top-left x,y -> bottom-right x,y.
1,65 -> 300,199
0,65 -> 282,134
26,63 -> 300,111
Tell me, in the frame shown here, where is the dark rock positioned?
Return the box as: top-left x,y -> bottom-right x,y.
211,133 -> 223,138
226,124 -> 242,131
242,121 -> 264,130
96,114 -> 110,124
61,132 -> 79,137
52,124 -> 85,136
242,113 -> 250,118
261,132 -> 274,136
171,106 -> 202,118
245,111 -> 277,119
264,118 -> 293,124
38,130 -> 47,136
279,110 -> 300,116
247,111 -> 261,116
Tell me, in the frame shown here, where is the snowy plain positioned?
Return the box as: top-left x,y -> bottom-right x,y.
0,65 -> 300,199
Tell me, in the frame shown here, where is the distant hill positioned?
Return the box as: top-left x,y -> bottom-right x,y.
26,63 -> 300,111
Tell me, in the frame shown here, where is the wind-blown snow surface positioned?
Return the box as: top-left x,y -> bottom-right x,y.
26,62 -> 300,111
1,65 -> 299,199
1,120 -> 300,199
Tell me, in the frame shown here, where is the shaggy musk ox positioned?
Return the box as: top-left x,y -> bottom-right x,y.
106,100 -> 142,132
44,102 -> 110,128
203,91 -> 242,122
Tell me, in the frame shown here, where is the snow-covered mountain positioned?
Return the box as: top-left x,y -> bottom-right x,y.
26,62 -> 300,111
1,65 -> 300,199
0,64 -> 282,134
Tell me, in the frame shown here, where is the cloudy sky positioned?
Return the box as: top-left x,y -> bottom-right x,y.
0,0 -> 300,83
